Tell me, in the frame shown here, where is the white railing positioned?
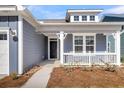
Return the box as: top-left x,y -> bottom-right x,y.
63,53 -> 117,66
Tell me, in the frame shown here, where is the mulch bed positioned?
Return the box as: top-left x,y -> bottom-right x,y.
0,65 -> 42,88
47,67 -> 124,88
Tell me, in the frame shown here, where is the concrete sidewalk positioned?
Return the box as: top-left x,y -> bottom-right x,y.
21,60 -> 60,88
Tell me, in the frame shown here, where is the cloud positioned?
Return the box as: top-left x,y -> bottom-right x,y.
27,5 -> 65,19
100,5 -> 124,15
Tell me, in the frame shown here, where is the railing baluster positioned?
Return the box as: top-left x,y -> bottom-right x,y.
63,52 -> 117,66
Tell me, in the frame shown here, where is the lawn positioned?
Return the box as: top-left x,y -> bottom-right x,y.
47,67 -> 124,88
0,65 -> 42,88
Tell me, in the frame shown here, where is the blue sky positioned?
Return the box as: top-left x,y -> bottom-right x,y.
26,5 -> 121,20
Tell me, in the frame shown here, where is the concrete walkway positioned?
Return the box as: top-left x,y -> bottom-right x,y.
21,60 -> 60,88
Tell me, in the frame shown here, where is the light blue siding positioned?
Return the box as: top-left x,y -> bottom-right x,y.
23,19 -> 45,71
121,33 -> 124,57
64,34 -> 73,52
108,35 -> 115,53
96,34 -> 106,52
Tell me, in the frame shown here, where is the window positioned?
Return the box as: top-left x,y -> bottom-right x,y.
74,36 -> 83,52
82,16 -> 87,21
74,35 -> 95,53
74,16 -> 79,21
86,36 -> 94,53
0,34 -> 7,40
90,15 -> 95,21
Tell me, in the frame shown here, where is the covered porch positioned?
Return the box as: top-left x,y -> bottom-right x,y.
37,22 -> 122,66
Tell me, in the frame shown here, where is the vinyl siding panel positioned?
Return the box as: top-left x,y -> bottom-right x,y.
96,34 -> 106,52
121,33 -> 124,57
23,19 -> 45,70
108,35 -> 115,53
64,34 -> 73,52
44,36 -> 48,59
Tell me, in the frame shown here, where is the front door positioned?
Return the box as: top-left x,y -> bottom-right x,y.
50,40 -> 57,59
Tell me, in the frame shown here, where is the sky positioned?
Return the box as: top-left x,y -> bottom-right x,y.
26,5 -> 123,20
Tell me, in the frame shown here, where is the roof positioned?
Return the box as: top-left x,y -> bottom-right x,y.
0,5 -> 40,27
67,9 -> 103,13
39,22 -> 124,26
38,19 -> 66,23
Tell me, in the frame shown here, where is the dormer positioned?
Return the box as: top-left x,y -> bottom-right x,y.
66,9 -> 103,22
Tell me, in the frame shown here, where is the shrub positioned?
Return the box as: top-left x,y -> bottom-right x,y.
10,73 -> 19,80
121,57 -> 124,63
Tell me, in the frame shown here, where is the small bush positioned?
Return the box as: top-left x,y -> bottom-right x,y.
121,57 -> 124,63
10,73 -> 19,80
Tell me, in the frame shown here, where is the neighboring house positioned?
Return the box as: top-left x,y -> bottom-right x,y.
0,5 -> 123,75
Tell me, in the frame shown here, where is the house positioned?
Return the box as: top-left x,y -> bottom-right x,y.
0,5 -> 123,75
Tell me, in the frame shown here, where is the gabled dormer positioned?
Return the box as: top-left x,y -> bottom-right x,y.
66,9 -> 103,22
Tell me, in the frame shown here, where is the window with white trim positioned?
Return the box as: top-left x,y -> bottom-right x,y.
74,16 -> 79,21
74,36 -> 83,53
0,34 -> 7,40
82,16 -> 87,21
74,35 -> 95,53
90,15 -> 95,21
86,36 -> 94,53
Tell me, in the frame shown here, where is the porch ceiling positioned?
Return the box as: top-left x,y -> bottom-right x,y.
36,23 -> 122,33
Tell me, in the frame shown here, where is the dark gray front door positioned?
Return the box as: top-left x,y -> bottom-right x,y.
50,41 -> 57,59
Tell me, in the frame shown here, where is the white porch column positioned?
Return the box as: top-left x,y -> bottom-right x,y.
60,32 -> 64,64
116,30 -> 121,66
57,31 -> 67,64
18,16 -> 23,74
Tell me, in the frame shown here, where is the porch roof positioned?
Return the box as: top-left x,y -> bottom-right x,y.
36,22 -> 123,33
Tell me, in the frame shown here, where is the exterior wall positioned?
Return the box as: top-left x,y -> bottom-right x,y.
23,19 -> 45,71
121,33 -> 124,57
0,16 -> 18,74
64,34 -> 73,52
69,12 -> 99,22
45,36 -> 48,59
64,34 -> 106,52
96,34 -> 106,52
108,35 -> 115,53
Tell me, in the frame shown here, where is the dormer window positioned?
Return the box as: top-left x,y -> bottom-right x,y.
74,16 -> 79,21
82,16 -> 87,21
90,15 -> 95,21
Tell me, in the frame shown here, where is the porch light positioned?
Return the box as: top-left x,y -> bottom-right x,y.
9,28 -> 17,36
9,28 -> 18,41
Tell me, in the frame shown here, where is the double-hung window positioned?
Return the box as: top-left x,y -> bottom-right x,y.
74,36 -> 83,53
74,16 -> 79,21
82,16 -> 87,21
90,15 -> 95,21
86,36 -> 94,53
74,35 -> 95,53
0,34 -> 7,40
